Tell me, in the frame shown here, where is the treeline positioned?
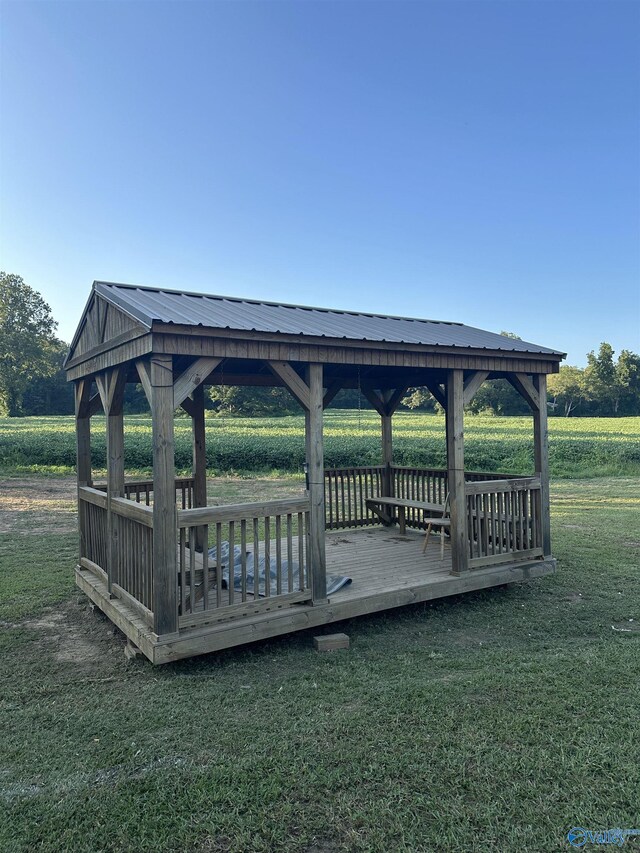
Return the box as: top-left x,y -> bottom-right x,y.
1,272 -> 639,418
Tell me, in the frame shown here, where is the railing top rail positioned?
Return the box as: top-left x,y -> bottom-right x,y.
389,465 -> 514,478
324,465 -> 385,474
79,485 -> 154,523
111,496 -> 154,526
78,485 -> 108,507
178,496 -> 310,528
465,476 -> 541,495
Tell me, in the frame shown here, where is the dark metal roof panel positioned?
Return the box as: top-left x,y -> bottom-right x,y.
94,281 -> 565,357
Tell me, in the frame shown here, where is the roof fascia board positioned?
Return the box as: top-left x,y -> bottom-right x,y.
150,322 -> 565,363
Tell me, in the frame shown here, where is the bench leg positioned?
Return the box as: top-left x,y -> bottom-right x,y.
398,507 -> 406,535
422,522 -> 433,553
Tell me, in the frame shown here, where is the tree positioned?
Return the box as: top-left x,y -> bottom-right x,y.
466,379 -> 531,416
616,349 -> 640,416
547,366 -> 589,417
21,338 -> 74,415
586,342 -> 618,415
401,388 -> 439,412
208,384 -> 300,416
0,273 -> 59,416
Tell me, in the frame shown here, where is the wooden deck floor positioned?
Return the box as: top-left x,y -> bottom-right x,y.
76,525 -> 555,664
326,526 -> 452,602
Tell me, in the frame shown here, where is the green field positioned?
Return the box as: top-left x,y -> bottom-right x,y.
0,474 -> 638,852
1,412 -> 639,477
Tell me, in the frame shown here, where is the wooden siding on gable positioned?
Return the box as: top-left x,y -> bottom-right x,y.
68,295 -> 147,363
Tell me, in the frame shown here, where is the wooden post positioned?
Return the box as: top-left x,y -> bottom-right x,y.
107,380 -> 125,592
151,354 -> 178,635
95,367 -> 126,593
533,373 -> 551,557
191,383 -> 207,550
382,413 -> 393,498
446,369 -> 469,574
306,364 -> 327,603
75,380 -> 92,561
362,387 -> 407,500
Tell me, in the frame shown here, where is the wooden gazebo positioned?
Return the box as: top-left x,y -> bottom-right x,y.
65,282 -> 565,663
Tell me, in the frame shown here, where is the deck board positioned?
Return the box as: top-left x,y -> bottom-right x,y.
326,527 -> 452,603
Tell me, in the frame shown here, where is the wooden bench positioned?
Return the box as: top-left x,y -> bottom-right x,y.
365,496 -> 446,535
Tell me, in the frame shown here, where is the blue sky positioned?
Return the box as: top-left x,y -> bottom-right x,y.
1,0 -> 638,365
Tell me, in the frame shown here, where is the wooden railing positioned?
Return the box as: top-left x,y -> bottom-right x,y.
78,486 -> 154,626
324,466 -> 385,529
94,478 -> 195,509
465,477 -> 543,568
325,466 -> 515,532
391,467 -> 448,528
176,498 -> 311,628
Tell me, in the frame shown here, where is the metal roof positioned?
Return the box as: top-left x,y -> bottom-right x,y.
94,281 -> 565,357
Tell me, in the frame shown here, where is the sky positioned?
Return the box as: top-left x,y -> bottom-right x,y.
1,0 -> 639,366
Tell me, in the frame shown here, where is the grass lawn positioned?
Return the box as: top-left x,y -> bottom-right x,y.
0,475 -> 639,852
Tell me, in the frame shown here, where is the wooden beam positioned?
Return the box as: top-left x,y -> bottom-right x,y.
173,356 -> 222,409
533,374 -> 551,557
307,364 -> 327,602
463,371 -> 489,407
75,379 -> 101,419
180,396 -> 196,418
508,373 -> 540,412
382,386 -> 409,416
95,365 -> 127,417
88,392 -> 102,417
425,379 -> 446,410
267,361 -> 310,411
151,354 -> 178,635
136,358 -> 153,406
361,387 -> 385,417
446,369 -> 468,574
323,379 -> 343,410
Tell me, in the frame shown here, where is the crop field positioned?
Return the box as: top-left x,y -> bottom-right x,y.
1,412 -> 639,478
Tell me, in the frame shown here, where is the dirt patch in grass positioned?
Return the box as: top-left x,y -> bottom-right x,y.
18,599 -> 124,668
0,476 -> 77,535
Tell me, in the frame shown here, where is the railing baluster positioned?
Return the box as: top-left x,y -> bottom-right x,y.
264,516 -> 271,598
253,517 -> 260,597
228,520 -> 235,605
275,515 -> 282,596
241,519 -> 247,602
216,522 -> 223,608
287,514 -> 293,594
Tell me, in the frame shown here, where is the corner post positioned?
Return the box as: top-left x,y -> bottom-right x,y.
95,367 -> 126,594
306,364 -> 327,602
75,380 -> 92,561
151,354 -> 178,635
533,373 -> 551,557
446,369 -> 469,574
